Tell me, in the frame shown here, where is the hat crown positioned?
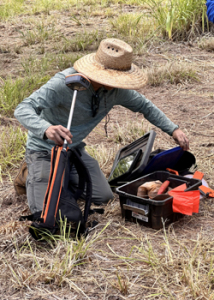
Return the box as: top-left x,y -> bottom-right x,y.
95,39 -> 133,71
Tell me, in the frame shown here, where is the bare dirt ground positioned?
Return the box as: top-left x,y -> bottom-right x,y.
0,8 -> 214,300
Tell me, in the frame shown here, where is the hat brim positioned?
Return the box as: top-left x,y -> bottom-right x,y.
73,53 -> 147,90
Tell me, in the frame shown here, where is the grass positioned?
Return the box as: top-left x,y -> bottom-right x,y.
0,0 -> 26,21
1,215 -> 214,298
111,13 -> 145,37
60,30 -> 106,52
0,125 -> 27,180
144,0 -> 208,41
86,143 -> 117,171
0,0 -> 79,20
112,119 -> 146,145
146,61 -> 200,86
199,37 -> 214,52
1,221 -> 110,291
19,22 -> 57,46
21,52 -> 82,76
110,12 -> 154,46
0,75 -> 51,117
86,118 -> 146,177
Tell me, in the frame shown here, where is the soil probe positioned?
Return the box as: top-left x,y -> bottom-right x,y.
64,73 -> 91,149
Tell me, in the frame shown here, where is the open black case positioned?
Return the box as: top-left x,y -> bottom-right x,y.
108,130 -> 196,190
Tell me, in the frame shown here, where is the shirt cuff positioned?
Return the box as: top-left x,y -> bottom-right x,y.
43,132 -> 48,140
41,124 -> 52,140
170,125 -> 179,136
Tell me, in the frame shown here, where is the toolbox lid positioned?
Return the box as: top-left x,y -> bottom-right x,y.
108,130 -> 156,188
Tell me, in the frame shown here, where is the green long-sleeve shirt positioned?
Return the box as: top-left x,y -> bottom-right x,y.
14,67 -> 178,151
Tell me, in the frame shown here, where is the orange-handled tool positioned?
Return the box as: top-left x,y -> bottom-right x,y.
166,168 -> 179,175
157,180 -> 170,195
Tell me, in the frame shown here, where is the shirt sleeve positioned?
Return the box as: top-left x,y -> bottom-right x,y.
206,0 -> 214,23
116,89 -> 178,136
14,74 -> 65,140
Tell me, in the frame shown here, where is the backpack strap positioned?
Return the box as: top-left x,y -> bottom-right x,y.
19,211 -> 42,222
68,149 -> 92,224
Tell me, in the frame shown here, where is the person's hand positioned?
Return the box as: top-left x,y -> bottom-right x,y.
172,128 -> 189,151
45,125 -> 73,145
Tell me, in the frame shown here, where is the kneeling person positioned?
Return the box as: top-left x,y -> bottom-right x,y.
14,38 -> 189,213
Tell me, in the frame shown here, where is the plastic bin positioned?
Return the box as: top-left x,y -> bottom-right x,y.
116,171 -> 202,229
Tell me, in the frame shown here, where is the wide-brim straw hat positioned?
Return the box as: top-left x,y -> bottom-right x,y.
73,38 -> 147,90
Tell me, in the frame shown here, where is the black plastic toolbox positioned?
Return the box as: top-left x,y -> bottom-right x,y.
116,171 -> 202,229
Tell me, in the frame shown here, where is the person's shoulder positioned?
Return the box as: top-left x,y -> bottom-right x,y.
54,67 -> 77,79
59,67 -> 77,77
46,67 -> 77,90
117,88 -> 143,97
113,88 -> 144,104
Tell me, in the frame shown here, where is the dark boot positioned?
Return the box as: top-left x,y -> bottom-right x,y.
14,161 -> 28,196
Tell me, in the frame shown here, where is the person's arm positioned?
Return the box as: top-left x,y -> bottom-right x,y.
116,89 -> 189,150
14,84 -> 57,139
206,0 -> 214,23
14,75 -> 72,145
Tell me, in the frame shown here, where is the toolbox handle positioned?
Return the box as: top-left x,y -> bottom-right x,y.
123,204 -> 148,216
166,168 -> 179,175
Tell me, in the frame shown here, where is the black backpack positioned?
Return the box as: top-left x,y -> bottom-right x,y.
20,147 -> 97,240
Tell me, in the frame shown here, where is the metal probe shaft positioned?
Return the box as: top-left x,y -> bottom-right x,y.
63,89 -> 77,150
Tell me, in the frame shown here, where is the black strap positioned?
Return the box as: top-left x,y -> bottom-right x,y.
68,149 -> 93,224
19,211 -> 42,222
89,208 -> 104,215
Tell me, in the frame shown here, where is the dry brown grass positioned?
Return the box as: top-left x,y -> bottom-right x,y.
199,37 -> 214,52
1,201 -> 214,299
146,61 -> 200,86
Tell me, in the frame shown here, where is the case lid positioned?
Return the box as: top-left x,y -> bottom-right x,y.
108,130 -> 156,188
140,146 -> 184,176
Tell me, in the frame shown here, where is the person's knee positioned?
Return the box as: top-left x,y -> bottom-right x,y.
25,150 -> 51,213
26,180 -> 47,213
93,188 -> 114,205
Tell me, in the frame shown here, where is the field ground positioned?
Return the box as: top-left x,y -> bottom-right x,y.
0,3 -> 214,300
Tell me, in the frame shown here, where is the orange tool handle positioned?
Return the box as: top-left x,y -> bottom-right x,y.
166,168 -> 179,175
199,185 -> 214,197
193,171 -> 204,180
157,180 -> 170,195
